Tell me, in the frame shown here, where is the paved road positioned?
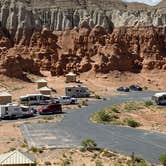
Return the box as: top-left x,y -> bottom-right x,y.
21,91 -> 166,163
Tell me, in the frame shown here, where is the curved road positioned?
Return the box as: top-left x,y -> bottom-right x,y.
21,91 -> 166,163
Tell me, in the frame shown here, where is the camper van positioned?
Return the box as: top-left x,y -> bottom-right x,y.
152,92 -> 166,105
20,94 -> 59,106
65,85 -> 90,98
0,104 -> 33,119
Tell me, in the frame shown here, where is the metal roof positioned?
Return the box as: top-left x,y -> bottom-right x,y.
66,72 -> 76,76
36,79 -> 48,83
0,92 -> 12,97
39,86 -> 51,91
154,92 -> 166,97
0,150 -> 35,165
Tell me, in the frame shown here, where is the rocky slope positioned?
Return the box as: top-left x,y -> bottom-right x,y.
0,0 -> 165,79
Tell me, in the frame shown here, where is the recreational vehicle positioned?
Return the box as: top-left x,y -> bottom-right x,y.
152,92 -> 166,105
20,94 -> 59,105
0,104 -> 33,119
65,85 -> 90,98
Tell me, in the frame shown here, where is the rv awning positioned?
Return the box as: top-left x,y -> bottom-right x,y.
0,150 -> 35,165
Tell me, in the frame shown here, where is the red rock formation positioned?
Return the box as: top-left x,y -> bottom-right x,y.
0,26 -> 165,79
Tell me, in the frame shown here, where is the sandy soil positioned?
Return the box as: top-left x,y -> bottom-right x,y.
0,118 -> 152,166
120,105 -> 166,133
91,101 -> 166,133
0,115 -> 63,154
0,70 -> 165,103
36,148 -> 150,166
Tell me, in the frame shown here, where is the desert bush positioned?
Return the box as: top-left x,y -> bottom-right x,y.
81,138 -> 97,151
42,116 -> 54,121
124,102 -> 143,112
95,95 -> 101,99
30,147 -> 43,153
144,101 -> 153,107
96,110 -> 111,122
81,100 -> 88,106
110,106 -> 120,113
95,160 -> 103,166
160,154 -> 166,166
125,119 -> 141,128
62,158 -> 70,166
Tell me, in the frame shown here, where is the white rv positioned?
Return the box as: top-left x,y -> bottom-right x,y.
65,85 -> 90,98
0,104 -> 34,119
152,92 -> 166,105
20,94 -> 59,105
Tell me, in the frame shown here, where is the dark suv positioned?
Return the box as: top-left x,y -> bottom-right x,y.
38,103 -> 62,115
129,85 -> 142,91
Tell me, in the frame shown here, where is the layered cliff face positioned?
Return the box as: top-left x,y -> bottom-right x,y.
0,0 -> 165,79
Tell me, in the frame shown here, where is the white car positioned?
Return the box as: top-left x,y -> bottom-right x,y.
59,96 -> 78,105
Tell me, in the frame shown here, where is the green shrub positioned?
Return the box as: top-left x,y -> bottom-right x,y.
30,147 -> 43,153
134,156 -> 147,165
124,102 -> 143,112
81,138 -> 97,151
143,86 -> 148,90
62,158 -> 70,166
96,110 -> 111,122
125,119 -> 141,128
110,106 -> 120,113
95,95 -> 101,99
9,147 -> 16,151
160,154 -> 166,166
144,101 -> 153,107
95,160 -> 103,166
81,100 -> 88,106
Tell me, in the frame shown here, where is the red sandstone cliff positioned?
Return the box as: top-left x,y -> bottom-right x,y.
0,25 -> 165,79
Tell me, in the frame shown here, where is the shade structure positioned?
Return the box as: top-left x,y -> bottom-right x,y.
0,150 -> 36,166
36,79 -> 48,89
0,92 -> 12,105
65,72 -> 77,83
39,86 -> 51,95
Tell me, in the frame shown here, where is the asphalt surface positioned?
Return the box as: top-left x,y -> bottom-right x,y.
21,91 -> 166,163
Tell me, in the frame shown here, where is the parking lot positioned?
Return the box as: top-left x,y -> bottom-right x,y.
20,91 -> 166,164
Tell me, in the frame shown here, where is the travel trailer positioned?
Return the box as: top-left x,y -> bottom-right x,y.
65,85 -> 90,98
152,92 -> 166,105
0,104 -> 33,119
20,94 -> 58,105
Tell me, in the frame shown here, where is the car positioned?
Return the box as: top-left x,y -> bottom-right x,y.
59,96 -> 78,105
38,103 -> 62,115
129,85 -> 142,91
117,86 -> 130,92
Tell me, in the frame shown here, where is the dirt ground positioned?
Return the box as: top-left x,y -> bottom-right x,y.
91,101 -> 166,133
0,70 -> 165,165
35,148 -> 151,166
0,118 -> 153,166
0,70 -> 165,103
0,115 -> 63,154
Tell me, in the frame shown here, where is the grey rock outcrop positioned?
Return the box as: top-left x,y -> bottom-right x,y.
0,0 -> 166,43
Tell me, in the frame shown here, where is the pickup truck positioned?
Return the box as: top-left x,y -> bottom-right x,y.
59,96 -> 78,105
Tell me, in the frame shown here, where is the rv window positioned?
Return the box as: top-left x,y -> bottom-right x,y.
76,90 -> 79,92
29,96 -> 37,100
43,96 -> 50,100
21,98 -> 28,102
68,89 -> 71,92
